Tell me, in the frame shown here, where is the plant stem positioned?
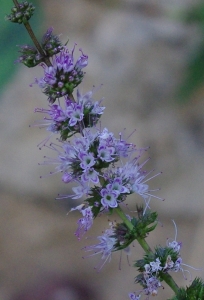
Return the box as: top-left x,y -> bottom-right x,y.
115,204 -> 179,295
115,205 -> 134,230
12,0 -> 52,67
160,272 -> 179,294
137,236 -> 152,253
13,0 -> 19,7
115,205 -> 152,253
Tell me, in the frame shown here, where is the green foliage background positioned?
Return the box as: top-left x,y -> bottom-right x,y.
179,3 -> 204,103
0,0 -> 42,96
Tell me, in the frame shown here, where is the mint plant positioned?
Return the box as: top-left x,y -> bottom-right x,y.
6,1 -> 204,299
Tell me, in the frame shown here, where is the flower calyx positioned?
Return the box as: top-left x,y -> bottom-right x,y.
169,277 -> 204,300
108,209 -> 157,251
131,207 -> 158,239
110,221 -> 137,251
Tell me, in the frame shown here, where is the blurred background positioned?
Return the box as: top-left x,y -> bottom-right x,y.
1,0 -> 204,299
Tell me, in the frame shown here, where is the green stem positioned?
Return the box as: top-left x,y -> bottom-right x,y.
160,272 -> 179,294
115,205 -> 134,230
115,204 -> 179,295
115,205 -> 152,253
137,236 -> 152,254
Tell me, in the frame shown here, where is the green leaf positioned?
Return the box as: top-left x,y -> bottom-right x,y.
178,43 -> 204,103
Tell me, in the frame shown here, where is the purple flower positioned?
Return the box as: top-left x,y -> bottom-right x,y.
98,127 -> 112,138
132,178 -> 149,199
49,104 -> 66,121
55,47 -> 74,72
100,187 -> 119,208
33,45 -> 88,103
62,172 -> 73,183
81,168 -> 99,184
149,259 -> 162,274
71,183 -> 90,199
163,255 -> 174,270
167,240 -> 182,253
74,48 -> 88,70
73,136 -> 90,152
91,100 -> 105,115
172,257 -> 182,272
35,104 -> 66,122
117,158 -> 162,203
97,143 -> 115,162
144,276 -> 161,296
83,227 -> 116,270
97,127 -> 136,160
166,220 -> 182,253
70,204 -> 94,239
108,177 -> 130,194
78,151 -> 96,170
76,88 -> 105,116
128,293 -> 141,300
66,102 -> 84,126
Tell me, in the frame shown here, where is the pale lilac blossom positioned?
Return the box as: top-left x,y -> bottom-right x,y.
66,102 -> 84,126
100,187 -> 119,208
166,220 -> 182,253
71,183 -> 90,199
83,227 -> 116,270
73,205 -> 94,239
81,168 -> 99,184
149,258 -> 162,273
78,151 -> 96,170
97,143 -> 115,162
144,276 -> 161,296
128,293 -> 141,300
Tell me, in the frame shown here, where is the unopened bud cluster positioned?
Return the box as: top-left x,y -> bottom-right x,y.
41,27 -> 64,56
6,1 -> 35,24
17,28 -> 64,68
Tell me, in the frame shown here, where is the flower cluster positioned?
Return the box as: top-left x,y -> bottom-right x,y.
131,225 -> 191,299
33,44 -> 88,103
41,125 -> 158,219
35,88 -> 105,140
